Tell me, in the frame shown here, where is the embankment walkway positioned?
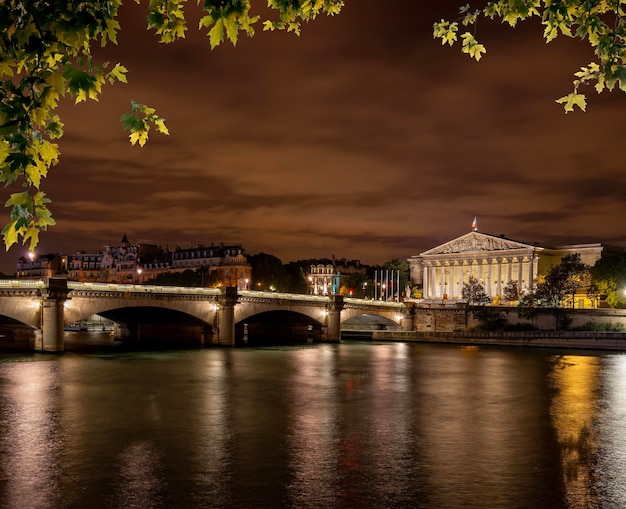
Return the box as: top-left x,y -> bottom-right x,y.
371,330 -> 626,351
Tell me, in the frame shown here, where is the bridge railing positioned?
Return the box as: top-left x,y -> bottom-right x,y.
239,290 -> 331,302
68,281 -> 221,296
344,297 -> 404,308
0,280 -> 409,306
0,279 -> 45,288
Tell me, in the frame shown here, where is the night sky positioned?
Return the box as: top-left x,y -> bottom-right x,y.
2,1 -> 625,274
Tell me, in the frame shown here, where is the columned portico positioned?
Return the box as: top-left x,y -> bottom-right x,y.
408,232 -> 544,302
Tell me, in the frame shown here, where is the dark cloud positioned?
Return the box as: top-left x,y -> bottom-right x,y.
0,2 -> 624,274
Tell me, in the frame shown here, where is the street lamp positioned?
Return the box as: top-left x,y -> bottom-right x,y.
245,278 -> 249,290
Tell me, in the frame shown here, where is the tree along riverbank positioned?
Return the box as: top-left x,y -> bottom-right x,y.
369,330 -> 626,352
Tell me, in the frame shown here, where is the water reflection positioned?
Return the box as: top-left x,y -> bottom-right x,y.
419,347 -> 565,509
0,360 -> 63,509
549,354 -> 626,509
192,350 -> 232,507
287,345 -> 339,508
0,343 -> 625,508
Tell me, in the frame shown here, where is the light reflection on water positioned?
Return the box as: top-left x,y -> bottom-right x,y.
0,338 -> 625,508
549,354 -> 626,509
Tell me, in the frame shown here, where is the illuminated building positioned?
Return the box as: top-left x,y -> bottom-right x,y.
15,253 -> 67,279
171,244 -> 251,290
304,257 -> 366,295
408,230 -> 621,307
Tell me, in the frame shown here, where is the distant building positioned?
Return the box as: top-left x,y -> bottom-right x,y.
68,251 -> 104,282
62,236 -> 252,288
172,243 -> 251,290
305,257 -> 366,295
408,230 -> 622,307
16,253 -> 67,279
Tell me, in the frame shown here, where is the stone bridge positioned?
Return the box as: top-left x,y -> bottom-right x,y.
0,279 -> 414,351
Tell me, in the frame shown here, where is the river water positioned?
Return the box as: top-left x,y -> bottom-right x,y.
1,333 -> 625,509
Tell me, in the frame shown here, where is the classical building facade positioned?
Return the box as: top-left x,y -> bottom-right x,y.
171,244 -> 251,290
408,231 -> 607,303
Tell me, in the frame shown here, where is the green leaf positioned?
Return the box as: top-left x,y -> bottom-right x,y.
5,192 -> 31,208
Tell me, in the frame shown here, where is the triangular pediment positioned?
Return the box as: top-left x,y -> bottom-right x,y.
420,232 -> 539,256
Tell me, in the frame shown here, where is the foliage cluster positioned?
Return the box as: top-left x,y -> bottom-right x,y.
517,253 -> 590,329
434,2 -> 626,112
143,266 -> 221,287
574,320 -> 625,332
461,275 -> 491,306
502,279 -> 522,303
589,253 -> 626,307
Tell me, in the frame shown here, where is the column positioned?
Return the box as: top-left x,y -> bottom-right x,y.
528,254 -> 536,289
41,278 -> 70,352
217,286 -> 238,346
517,257 -> 523,290
451,263 -> 458,298
325,295 -> 344,342
496,258 -> 503,297
485,259 -> 492,297
439,264 -> 445,298
507,257 -> 512,284
423,264 -> 429,299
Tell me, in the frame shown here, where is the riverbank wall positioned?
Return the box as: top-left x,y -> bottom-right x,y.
371,330 -> 626,351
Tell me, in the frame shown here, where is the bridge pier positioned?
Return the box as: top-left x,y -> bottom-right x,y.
41,278 -> 70,352
325,295 -> 344,342
402,303 -> 415,332
217,287 -> 238,346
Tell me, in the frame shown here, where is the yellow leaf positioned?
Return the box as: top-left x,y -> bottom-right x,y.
109,63 -> 128,83
39,140 -> 59,166
2,221 -> 19,250
224,17 -> 238,45
0,141 -> 9,164
0,61 -> 15,76
556,92 -> 587,113
25,159 -> 47,188
209,18 -> 224,48
154,119 -> 169,135
129,130 -> 149,147
47,71 -> 66,95
23,227 -> 40,252
75,90 -> 88,103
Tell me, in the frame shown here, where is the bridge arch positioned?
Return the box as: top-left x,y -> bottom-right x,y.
0,281 -> 410,351
236,310 -> 324,345
64,297 -> 216,325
